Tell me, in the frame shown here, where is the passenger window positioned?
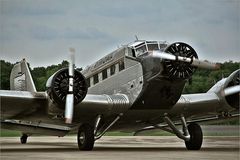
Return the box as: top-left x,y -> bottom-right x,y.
93,74 -> 99,84
119,60 -> 125,71
102,68 -> 107,80
110,65 -> 115,76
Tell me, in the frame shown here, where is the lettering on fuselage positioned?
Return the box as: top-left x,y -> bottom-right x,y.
93,54 -> 114,71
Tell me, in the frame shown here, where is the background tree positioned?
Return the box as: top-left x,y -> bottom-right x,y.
1,60 -> 239,93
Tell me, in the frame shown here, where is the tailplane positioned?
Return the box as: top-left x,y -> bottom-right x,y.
10,59 -> 36,92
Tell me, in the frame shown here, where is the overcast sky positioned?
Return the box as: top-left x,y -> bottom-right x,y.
1,0 -> 239,68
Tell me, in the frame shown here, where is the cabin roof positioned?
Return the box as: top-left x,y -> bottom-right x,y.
82,46 -> 126,77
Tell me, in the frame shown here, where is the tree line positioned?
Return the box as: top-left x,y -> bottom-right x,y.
1,60 -> 239,125
0,60 -> 239,93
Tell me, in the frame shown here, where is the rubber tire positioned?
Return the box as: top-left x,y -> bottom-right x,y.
20,134 -> 28,144
185,123 -> 203,150
77,124 -> 95,151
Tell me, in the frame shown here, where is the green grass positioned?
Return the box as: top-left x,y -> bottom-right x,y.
0,129 -> 174,137
0,129 -> 21,137
1,127 -> 239,137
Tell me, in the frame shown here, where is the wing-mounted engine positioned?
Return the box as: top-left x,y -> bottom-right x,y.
46,68 -> 88,109
223,70 -> 240,109
208,69 -> 240,110
163,42 -> 198,79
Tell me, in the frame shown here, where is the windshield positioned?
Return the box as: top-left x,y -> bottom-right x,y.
130,41 -> 168,57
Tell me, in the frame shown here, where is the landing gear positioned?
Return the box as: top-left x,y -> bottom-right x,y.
77,114 -> 122,151
163,114 -> 203,150
185,123 -> 203,150
20,134 -> 28,144
77,124 -> 95,151
133,114 -> 203,150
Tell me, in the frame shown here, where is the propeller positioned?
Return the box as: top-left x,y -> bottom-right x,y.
151,51 -> 220,70
224,71 -> 240,96
65,48 -> 75,124
224,85 -> 240,96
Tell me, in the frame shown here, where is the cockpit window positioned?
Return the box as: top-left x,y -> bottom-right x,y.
129,41 -> 168,57
148,44 -> 159,51
136,45 -> 147,56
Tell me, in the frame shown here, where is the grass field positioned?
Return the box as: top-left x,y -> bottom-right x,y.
0,129 -> 173,137
0,129 -> 22,137
1,125 -> 239,137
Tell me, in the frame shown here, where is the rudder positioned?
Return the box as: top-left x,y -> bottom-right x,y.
10,59 -> 36,92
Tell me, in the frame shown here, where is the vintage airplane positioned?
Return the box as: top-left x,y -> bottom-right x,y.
1,40 -> 239,151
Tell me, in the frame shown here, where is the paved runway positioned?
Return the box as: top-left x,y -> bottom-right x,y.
1,136 -> 239,160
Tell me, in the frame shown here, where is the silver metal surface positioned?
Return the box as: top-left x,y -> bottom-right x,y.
1,119 -> 71,136
76,94 -> 130,115
0,40 -> 239,151
224,85 -> 240,96
94,115 -> 102,135
95,115 -> 121,140
10,59 -> 36,92
163,115 -> 190,141
151,50 -> 219,70
65,49 -> 75,124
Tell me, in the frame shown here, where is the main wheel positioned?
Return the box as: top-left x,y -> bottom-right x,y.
77,124 -> 95,151
185,123 -> 203,150
20,134 -> 28,144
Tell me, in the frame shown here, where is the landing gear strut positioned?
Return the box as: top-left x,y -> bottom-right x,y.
20,134 -> 28,144
77,114 -> 122,151
134,114 -> 203,150
163,114 -> 203,150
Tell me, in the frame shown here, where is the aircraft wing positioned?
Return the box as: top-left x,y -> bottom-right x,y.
170,69 -> 239,120
0,89 -> 130,136
0,90 -> 47,119
0,90 -> 130,118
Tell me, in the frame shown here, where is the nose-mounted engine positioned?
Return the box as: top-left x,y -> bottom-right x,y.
46,68 -> 88,109
163,42 -> 198,79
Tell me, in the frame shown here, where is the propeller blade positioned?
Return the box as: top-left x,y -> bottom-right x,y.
65,48 -> 75,124
65,94 -> 74,123
224,85 -> 240,96
151,51 -> 219,70
152,51 -> 176,60
191,59 -> 220,70
69,48 -> 75,77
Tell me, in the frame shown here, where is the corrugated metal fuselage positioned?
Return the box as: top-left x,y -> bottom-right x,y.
85,50 -> 186,111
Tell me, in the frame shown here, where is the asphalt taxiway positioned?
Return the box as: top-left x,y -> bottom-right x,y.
1,136 -> 239,160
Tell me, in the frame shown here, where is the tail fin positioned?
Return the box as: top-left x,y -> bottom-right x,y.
10,59 -> 36,92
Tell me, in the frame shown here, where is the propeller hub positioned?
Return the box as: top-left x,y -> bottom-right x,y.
48,68 -> 88,109
163,42 -> 198,79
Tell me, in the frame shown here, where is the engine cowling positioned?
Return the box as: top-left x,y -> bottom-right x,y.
208,69 -> 240,110
163,42 -> 198,79
224,70 -> 240,109
46,68 -> 88,109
